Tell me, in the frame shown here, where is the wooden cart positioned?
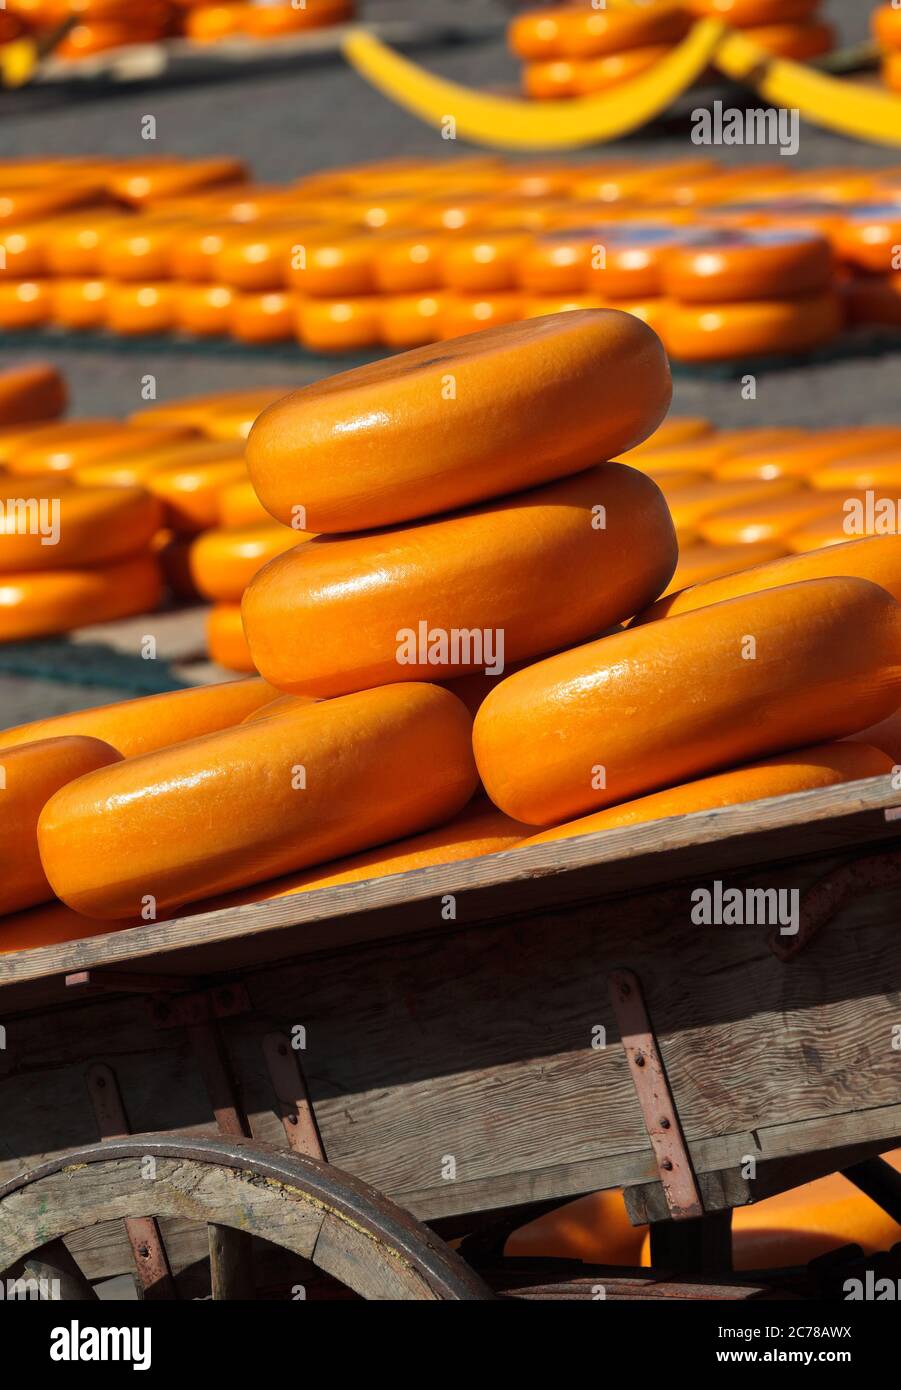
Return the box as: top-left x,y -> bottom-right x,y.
2,774 -> 901,1301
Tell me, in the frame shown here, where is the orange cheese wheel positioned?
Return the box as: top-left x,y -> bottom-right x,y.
0,364 -> 66,427
242,464 -> 677,698
246,310 -> 671,533
207,601 -> 255,672
0,224 -> 55,280
0,419 -> 120,468
6,423 -> 195,477
230,290 -> 295,343
296,295 -> 381,352
145,455 -> 248,533
57,21 -> 169,58
509,8 -> 570,60
663,539 -> 789,594
619,416 -> 713,458
632,428 -> 806,475
107,159 -> 246,207
203,799 -> 530,908
440,233 -> 530,293
98,220 -> 187,280
106,282 -> 179,335
185,4 -> 246,42
0,184 -> 104,224
0,553 -> 163,642
573,45 -> 673,93
50,278 -> 110,330
473,577 -> 901,825
662,230 -> 833,303
742,20 -> 834,60
285,233 -> 378,296
190,522 -> 303,601
213,224 -> 300,291
242,0 -> 350,36
522,60 -> 579,100
848,709 -> 901,764
130,388 -> 289,437
175,282 -> 235,336
0,675 -> 276,758
809,453 -> 901,492
218,475 -> 274,528
696,489 -> 851,546
372,233 -> 446,294
378,293 -> 448,348
714,428 -> 901,481
0,281 -> 52,329
635,534 -> 901,624
73,439 -> 242,489
38,683 -> 478,918
662,293 -> 842,362
557,3 -> 690,58
834,205 -> 901,274
845,271 -> 901,326
0,735 -> 122,916
170,223 -> 239,281
583,223 -> 687,299
521,742 -> 892,847
0,485 -> 162,571
661,476 -> 800,533
516,230 -> 596,294
439,292 -> 525,338
688,0 -> 819,21
874,4 -> 901,50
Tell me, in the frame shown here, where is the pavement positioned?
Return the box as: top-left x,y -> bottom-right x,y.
0,0 -> 898,724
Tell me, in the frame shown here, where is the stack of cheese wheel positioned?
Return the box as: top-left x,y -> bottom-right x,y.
510,0 -> 833,98
0,362 -> 164,640
659,227 -> 841,361
836,201 -> 901,331
874,3 -> 901,95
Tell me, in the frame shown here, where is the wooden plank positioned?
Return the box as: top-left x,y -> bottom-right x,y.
2,774 -> 900,1016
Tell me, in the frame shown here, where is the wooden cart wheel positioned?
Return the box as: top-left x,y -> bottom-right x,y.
0,1134 -> 491,1301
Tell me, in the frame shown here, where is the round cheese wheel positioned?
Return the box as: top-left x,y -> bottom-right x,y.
73,439 -> 242,489
296,295 -> 381,351
57,20 -> 169,58
242,0 -> 350,36
0,675 -> 277,757
521,741 -> 892,846
663,539 -> 790,594
0,735 -> 122,915
834,205 -> 901,274
246,310 -> 671,533
662,293 -> 842,361
522,60 -> 579,100
573,45 -> 673,94
0,553 -> 163,642
697,490 -> 851,546
373,233 -> 446,293
107,158 -> 246,207
170,223 -> 238,281
145,455 -> 247,533
50,278 -> 110,330
473,577 -> 901,824
378,293 -> 448,348
176,282 -> 235,336
207,601 -> 255,672
660,476 -> 800,533
0,184 -> 103,224
218,476 -> 275,528
0,484 -> 162,571
230,290 -> 295,343
809,453 -> 901,492
635,534 -> 901,623
662,230 -> 833,303
440,233 -> 530,293
285,232 -> 378,296
517,230 -> 596,294
0,281 -> 52,329
6,423 -> 195,477
0,419 -> 119,468
128,388 -> 287,437
631,428 -> 806,475
874,4 -> 901,50
213,224 -> 299,291
106,282 -> 179,335
185,4 -> 246,42
190,522 -> 303,601
242,464 -> 677,697
439,292 -> 525,338
0,363 -> 66,427
509,8 -> 570,60
98,219 -> 187,280
37,683 -> 478,918
0,223 -> 55,280
583,223 -> 688,299
714,428 -> 901,481
557,3 -> 690,58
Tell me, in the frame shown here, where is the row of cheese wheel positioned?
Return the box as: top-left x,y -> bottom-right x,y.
510,0 -> 833,98
0,0 -> 353,61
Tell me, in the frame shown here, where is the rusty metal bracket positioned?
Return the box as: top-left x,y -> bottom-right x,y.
608,969 -> 703,1222
85,1063 -> 176,1300
263,1032 -> 326,1160
768,844 -> 901,962
146,982 -> 251,1028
